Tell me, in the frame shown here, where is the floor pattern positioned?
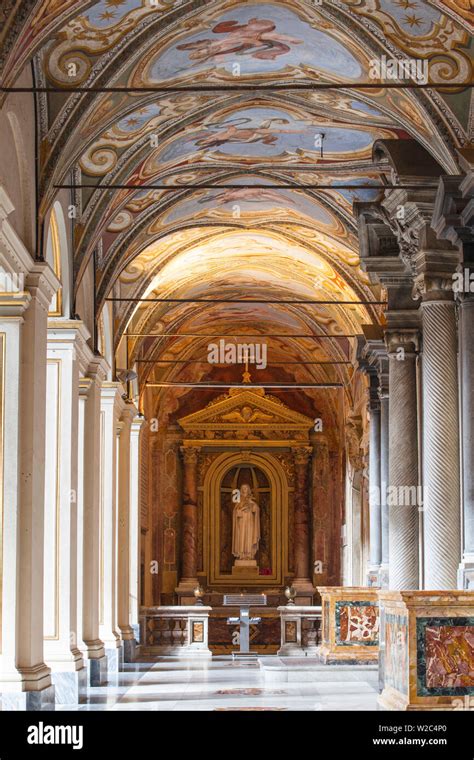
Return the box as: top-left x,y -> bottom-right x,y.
57,657 -> 379,711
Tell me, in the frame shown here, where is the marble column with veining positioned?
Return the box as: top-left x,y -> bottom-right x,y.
180,446 -> 201,586
292,447 -> 313,596
386,331 -> 420,590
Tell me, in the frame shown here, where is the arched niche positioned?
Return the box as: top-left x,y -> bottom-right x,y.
203,451 -> 289,587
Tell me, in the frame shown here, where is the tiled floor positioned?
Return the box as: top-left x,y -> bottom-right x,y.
57,657 -> 379,711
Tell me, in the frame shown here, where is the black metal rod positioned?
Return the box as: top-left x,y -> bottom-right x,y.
56,183 -> 435,191
2,84 -> 471,93
108,297 -> 385,305
135,358 -> 351,364
145,381 -> 343,388
125,332 -> 354,338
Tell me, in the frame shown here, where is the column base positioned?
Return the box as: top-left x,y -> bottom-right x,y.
457,554 -> 474,589
1,685 -> 56,711
175,578 -> 199,605
86,655 -> 108,687
51,667 -> 87,705
379,564 -> 390,589
367,565 -> 381,587
123,638 -> 137,663
105,643 -> 123,673
292,578 -> 314,606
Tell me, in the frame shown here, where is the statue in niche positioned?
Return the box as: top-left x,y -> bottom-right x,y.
232,483 -> 261,566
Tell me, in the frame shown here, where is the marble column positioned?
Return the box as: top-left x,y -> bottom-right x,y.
459,294 -> 474,587
99,383 -> 126,670
117,405 -> 138,662
420,288 -> 460,589
386,331 -> 420,590
292,447 -> 314,602
379,392 -> 390,587
77,357 -> 108,685
368,397 -> 382,585
43,320 -> 89,704
0,263 -> 58,708
129,416 -> 145,643
178,446 -> 201,596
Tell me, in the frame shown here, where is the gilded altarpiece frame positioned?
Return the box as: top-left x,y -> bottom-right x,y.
178,386 -> 313,590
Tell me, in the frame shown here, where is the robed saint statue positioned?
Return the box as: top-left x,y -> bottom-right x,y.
232,483 -> 261,561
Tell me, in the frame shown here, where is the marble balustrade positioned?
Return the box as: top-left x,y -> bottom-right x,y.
277,605 -> 322,656
140,606 -> 212,657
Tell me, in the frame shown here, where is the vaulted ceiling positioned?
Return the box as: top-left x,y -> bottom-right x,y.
1,0 -> 472,417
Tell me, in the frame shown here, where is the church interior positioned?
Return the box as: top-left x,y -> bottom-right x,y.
0,0 -> 472,714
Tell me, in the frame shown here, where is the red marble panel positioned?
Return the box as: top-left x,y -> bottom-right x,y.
425,625 -> 474,689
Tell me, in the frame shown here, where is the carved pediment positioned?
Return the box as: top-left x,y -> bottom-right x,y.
178,386 -> 313,443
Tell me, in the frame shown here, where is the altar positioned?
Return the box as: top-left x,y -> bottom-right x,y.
147,377 -> 343,609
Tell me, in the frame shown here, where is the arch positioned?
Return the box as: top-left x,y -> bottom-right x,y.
203,450 -> 289,586
44,201 -> 71,317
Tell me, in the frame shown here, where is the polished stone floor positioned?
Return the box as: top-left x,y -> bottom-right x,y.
57,657 -> 379,711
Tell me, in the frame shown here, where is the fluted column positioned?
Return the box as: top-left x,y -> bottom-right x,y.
292,446 -> 314,601
419,287 -> 460,588
386,331 -> 420,589
178,446 -> 201,593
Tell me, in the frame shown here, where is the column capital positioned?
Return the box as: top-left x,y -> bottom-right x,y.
120,403 -> 138,427
25,262 -> 60,315
385,329 -> 420,356
180,446 -> 201,464
131,414 -> 146,435
291,446 -> 312,466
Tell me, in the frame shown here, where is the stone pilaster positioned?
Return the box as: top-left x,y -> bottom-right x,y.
1,262 -> 60,708
78,356 -> 108,686
129,416 -> 145,642
117,404 -> 139,662
99,382 -> 126,671
43,320 -> 89,704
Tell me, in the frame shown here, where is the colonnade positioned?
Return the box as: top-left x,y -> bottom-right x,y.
0,188 -> 144,707
358,144 -> 474,591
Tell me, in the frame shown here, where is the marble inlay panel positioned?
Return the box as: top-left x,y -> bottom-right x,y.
335,601 -> 379,646
417,617 -> 474,696
385,613 -> 408,694
285,621 -> 297,643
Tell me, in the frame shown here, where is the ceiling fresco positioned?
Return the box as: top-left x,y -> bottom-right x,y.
0,0 -> 471,409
